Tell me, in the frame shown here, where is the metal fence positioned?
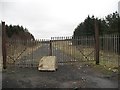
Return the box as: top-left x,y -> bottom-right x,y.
51,35 -> 119,67
99,34 -> 119,68
6,34 -> 119,68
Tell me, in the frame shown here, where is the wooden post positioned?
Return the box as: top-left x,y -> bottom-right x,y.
49,40 -> 52,56
2,22 -> 7,69
94,19 -> 99,65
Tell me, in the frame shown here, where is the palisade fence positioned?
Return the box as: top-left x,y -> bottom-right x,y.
6,34 -> 119,68
99,34 -> 119,68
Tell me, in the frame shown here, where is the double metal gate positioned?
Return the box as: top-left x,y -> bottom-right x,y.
2,22 -> 119,69
6,36 -> 95,68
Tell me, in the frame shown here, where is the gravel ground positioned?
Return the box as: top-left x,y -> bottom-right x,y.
2,64 -> 118,88
2,44 -> 119,88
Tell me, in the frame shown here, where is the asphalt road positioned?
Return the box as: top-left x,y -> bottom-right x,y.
2,43 -> 118,88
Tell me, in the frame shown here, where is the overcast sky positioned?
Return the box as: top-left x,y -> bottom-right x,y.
0,0 -> 119,39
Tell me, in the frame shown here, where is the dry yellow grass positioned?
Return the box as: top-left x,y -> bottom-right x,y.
52,41 -> 94,61
52,41 -> 119,69
7,42 -> 42,64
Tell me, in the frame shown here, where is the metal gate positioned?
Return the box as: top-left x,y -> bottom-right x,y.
6,39 -> 50,68
6,36 -> 95,68
51,36 -> 95,65
2,22 -> 119,69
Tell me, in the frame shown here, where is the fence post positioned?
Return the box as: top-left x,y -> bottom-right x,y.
94,19 -> 99,65
2,22 -> 7,69
49,40 -> 52,56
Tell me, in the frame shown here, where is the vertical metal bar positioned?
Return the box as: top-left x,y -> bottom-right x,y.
2,22 -> 7,69
94,19 -> 99,65
49,40 -> 52,56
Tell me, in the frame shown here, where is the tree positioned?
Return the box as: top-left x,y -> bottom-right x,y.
73,11 -> 120,38
105,11 -> 119,34
6,24 -> 35,40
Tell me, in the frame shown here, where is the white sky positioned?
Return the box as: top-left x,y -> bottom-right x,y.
0,0 -> 119,39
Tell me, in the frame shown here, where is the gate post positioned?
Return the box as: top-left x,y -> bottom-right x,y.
2,22 -> 7,69
94,19 -> 99,65
49,40 -> 52,56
